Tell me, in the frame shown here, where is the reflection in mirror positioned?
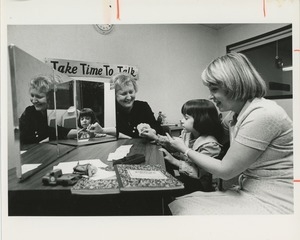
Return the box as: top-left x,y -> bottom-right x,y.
53,79 -> 76,137
56,79 -> 117,145
8,45 -> 73,180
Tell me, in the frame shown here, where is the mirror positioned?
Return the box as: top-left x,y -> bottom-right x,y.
8,45 -> 117,180
55,79 -> 117,146
8,45 -> 63,180
7,47 -> 80,180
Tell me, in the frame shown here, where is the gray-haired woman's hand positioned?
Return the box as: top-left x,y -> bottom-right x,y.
140,128 -> 157,140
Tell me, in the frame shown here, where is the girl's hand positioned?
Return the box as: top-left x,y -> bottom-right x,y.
159,148 -> 180,167
166,133 -> 188,153
88,122 -> 104,134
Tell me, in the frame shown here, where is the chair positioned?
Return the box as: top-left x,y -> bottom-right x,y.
61,106 -> 78,129
164,143 -> 229,193
47,110 -> 56,128
212,142 -> 230,191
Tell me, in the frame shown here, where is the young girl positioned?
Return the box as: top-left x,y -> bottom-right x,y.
67,108 -> 106,140
141,99 -> 223,193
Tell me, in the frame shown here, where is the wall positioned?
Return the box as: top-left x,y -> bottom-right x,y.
9,24 -> 292,123
216,23 -> 293,119
7,24 -> 219,124
7,24 -> 293,170
214,23 -> 293,188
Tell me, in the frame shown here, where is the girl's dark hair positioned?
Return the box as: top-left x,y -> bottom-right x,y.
181,99 -> 223,142
77,108 -> 99,128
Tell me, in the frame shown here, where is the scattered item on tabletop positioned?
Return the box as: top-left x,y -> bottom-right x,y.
107,144 -> 133,161
114,164 -> 184,192
71,177 -> 120,195
112,154 -> 145,166
73,163 -> 98,177
42,169 -> 81,186
72,164 -> 184,195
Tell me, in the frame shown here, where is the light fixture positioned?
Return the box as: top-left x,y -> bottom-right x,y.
282,66 -> 293,72
275,40 -> 284,69
275,40 -> 292,71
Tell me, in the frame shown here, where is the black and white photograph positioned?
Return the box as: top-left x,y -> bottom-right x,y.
1,1 -> 299,240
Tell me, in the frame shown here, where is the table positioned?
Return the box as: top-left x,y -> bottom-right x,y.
162,124 -> 183,137
18,143 -> 76,181
8,138 -> 179,216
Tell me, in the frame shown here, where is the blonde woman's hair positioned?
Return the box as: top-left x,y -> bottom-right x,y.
110,72 -> 138,92
201,52 -> 267,101
29,74 -> 62,94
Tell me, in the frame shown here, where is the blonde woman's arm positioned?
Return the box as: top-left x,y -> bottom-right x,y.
166,133 -> 262,180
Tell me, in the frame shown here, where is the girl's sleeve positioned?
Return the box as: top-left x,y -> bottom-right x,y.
198,142 -> 222,158
179,142 -> 221,178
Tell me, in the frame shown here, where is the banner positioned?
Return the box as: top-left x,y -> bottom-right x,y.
45,58 -> 139,79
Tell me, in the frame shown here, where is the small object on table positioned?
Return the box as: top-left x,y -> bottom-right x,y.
42,169 -> 63,185
73,163 -> 98,177
112,154 -> 145,166
42,169 -> 82,186
56,174 -> 82,186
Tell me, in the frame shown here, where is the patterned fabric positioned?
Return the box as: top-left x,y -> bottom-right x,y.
115,164 -> 184,191
169,98 -> 293,214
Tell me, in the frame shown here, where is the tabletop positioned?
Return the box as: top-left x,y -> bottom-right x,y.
9,138 -> 165,191
8,138 -> 172,216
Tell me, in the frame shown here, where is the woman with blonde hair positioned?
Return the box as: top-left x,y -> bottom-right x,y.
19,75 -> 70,146
167,52 -> 293,214
97,72 -> 163,138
